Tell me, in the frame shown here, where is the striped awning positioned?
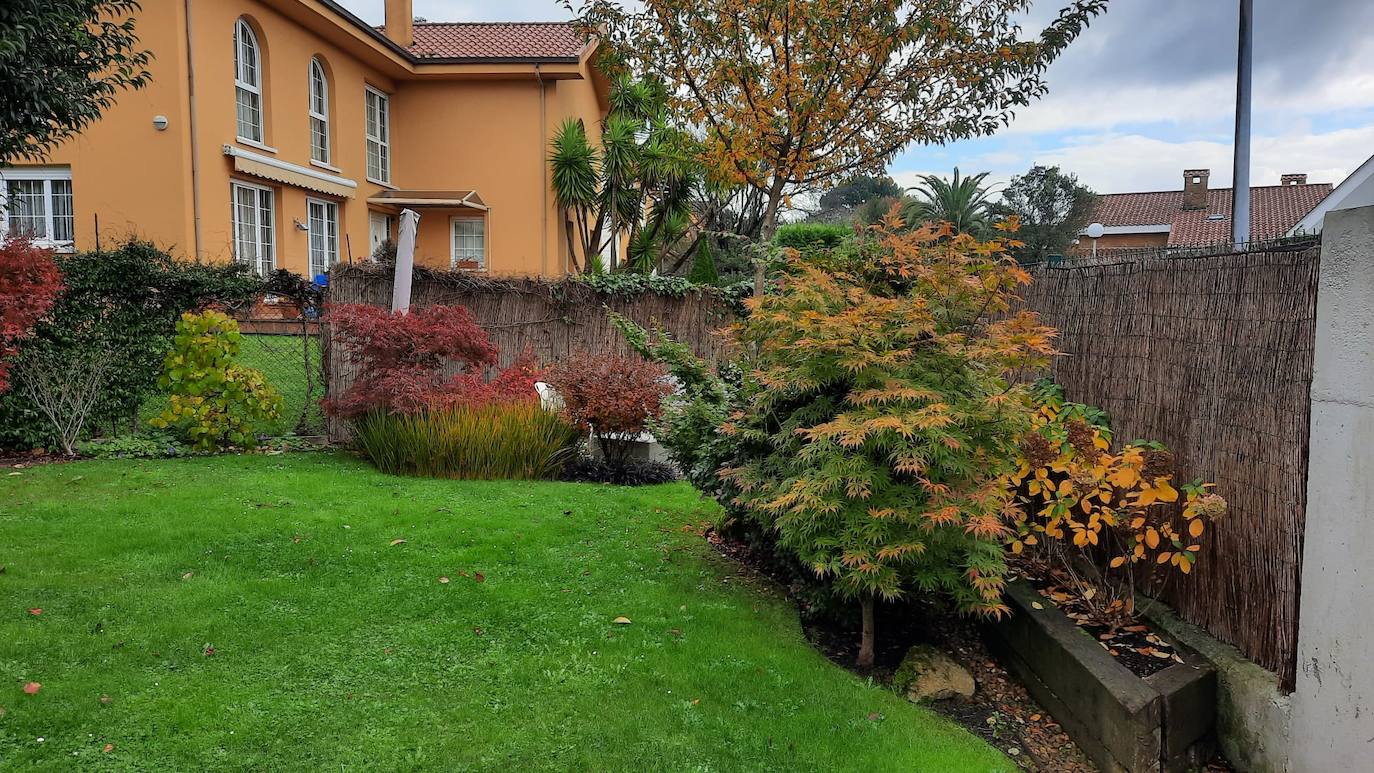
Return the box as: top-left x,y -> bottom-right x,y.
223,145 -> 357,199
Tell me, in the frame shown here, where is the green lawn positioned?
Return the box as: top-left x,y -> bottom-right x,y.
0,454 -> 1010,771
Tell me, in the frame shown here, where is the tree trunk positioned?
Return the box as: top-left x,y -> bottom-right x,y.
754,180 -> 787,297
857,594 -> 876,669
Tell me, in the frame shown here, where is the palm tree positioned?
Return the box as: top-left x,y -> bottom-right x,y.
901,167 -> 996,236
549,78 -> 700,274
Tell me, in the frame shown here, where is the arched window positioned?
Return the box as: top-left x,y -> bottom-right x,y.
234,20 -> 264,143
308,58 -> 330,164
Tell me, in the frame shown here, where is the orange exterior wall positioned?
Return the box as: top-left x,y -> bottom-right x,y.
7,0 -> 606,278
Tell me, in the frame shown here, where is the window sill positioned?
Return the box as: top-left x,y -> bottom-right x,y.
235,137 -> 279,154
310,159 -> 343,174
367,177 -> 396,189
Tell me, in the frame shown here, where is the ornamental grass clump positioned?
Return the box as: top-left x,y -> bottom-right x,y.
722,213 -> 1057,666
351,402 -> 578,480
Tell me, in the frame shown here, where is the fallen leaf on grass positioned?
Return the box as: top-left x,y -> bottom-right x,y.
867,712 -> 883,722
203,644 -> 216,657
102,744 -> 114,753
99,695 -> 112,705
612,616 -> 632,625
473,627 -> 483,635
181,572 -> 194,580
389,539 -> 407,546
22,682 -> 41,695
438,576 -> 450,584
474,572 -> 485,583
28,608 -> 41,616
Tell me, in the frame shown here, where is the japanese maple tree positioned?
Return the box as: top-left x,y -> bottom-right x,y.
721,216 -> 1057,666
323,304 -> 539,419
0,238 -> 64,394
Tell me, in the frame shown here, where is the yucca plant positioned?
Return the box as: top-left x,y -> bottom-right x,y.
352,402 -> 580,480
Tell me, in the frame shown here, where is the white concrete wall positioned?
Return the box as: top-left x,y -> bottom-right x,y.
1292,204 -> 1374,770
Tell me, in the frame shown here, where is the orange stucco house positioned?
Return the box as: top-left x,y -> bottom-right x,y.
0,0 -> 610,278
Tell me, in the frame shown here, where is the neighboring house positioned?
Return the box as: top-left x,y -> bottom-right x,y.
0,0 -> 609,278
1288,152 -> 1374,235
1073,168 -> 1331,255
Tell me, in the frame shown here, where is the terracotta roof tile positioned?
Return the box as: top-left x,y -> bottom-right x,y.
1091,183 -> 1331,246
395,22 -> 587,61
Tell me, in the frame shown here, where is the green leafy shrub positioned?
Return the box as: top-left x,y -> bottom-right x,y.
773,222 -> 851,251
0,240 -> 260,449
351,402 -> 579,480
150,311 -> 282,451
78,431 -> 184,459
561,456 -> 677,486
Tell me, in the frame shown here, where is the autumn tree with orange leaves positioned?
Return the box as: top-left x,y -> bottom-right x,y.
720,216 -> 1057,666
568,0 -> 1107,242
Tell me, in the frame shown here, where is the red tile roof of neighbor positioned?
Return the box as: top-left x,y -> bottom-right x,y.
394,22 -> 588,61
1092,183 -> 1332,246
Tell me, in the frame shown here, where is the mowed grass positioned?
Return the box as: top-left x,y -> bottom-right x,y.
0,454 -> 1010,772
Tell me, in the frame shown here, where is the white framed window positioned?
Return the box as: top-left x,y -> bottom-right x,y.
450,217 -> 485,269
308,58 -> 330,165
306,198 -> 339,277
0,167 -> 75,252
230,180 -> 274,275
234,20 -> 264,144
364,86 -> 390,184
368,210 -> 393,257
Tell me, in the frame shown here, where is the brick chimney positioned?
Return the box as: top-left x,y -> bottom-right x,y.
1281,173 -> 1308,186
385,0 -> 413,48
1183,169 -> 1210,210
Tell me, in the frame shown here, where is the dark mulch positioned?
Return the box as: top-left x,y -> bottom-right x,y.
0,450 -> 73,469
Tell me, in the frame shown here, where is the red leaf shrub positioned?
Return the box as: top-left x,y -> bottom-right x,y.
547,350 -> 672,465
0,238 -> 64,394
323,303 -> 540,418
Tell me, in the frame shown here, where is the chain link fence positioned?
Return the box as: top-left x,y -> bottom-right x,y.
236,323 -> 327,437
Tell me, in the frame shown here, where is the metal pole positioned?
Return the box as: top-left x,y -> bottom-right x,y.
1231,0 -> 1253,245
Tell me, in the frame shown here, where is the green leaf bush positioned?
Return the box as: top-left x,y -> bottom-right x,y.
150,311 -> 282,451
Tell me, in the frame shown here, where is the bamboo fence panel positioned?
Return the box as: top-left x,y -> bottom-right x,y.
324,264 -> 737,440
1021,245 -> 1320,689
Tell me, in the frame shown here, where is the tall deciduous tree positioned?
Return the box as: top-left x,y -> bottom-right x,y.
0,0 -> 151,162
568,0 -> 1107,241
996,164 -> 1098,262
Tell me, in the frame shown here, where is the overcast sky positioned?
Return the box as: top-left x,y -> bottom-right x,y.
340,0 -> 1374,195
